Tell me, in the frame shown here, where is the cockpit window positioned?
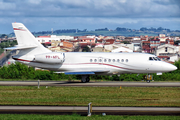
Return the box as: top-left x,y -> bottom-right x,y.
153,57 -> 157,61
157,57 -> 161,61
149,57 -> 161,61
149,57 -> 153,60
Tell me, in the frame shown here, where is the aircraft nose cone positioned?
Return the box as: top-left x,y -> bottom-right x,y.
171,65 -> 177,71
165,64 -> 177,72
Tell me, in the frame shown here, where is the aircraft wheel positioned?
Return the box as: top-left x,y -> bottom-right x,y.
86,77 -> 90,82
81,76 -> 87,83
147,80 -> 150,83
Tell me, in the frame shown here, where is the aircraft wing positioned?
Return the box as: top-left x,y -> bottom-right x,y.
55,70 -> 110,75
64,72 -> 95,75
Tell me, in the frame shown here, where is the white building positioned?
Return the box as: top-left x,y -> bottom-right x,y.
155,44 -> 179,56
103,44 -> 133,52
159,37 -> 167,42
159,34 -> 166,37
132,40 -> 141,52
111,46 -> 133,52
36,35 -> 74,43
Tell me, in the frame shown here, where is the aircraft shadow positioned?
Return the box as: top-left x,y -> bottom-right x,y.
54,81 -> 94,85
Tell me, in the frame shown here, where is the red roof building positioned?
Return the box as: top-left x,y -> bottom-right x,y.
38,36 -> 50,38
150,39 -> 160,48
142,45 -> 151,53
142,41 -> 151,53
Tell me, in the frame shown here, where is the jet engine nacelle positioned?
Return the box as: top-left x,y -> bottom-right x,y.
35,52 -> 65,64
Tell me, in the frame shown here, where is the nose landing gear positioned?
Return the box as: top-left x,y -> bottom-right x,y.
144,74 -> 153,83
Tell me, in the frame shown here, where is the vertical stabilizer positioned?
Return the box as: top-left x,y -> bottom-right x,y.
12,23 -> 51,55
12,23 -> 39,47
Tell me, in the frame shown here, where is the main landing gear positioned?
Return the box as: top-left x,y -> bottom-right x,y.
81,75 -> 90,83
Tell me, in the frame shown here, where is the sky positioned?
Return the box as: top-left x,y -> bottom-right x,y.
0,0 -> 180,34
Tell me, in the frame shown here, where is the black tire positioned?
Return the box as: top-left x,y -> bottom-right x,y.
147,80 -> 150,83
81,79 -> 86,83
86,77 -> 90,82
81,76 -> 87,83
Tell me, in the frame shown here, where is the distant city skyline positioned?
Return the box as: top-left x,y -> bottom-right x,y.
0,0 -> 180,34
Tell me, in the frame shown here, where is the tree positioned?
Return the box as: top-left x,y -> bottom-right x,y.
140,27 -> 147,31
82,46 -> 91,52
174,60 -> 180,70
1,34 -> 8,39
174,40 -> 180,46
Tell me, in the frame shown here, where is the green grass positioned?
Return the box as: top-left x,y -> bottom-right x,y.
0,86 -> 179,106
0,114 -> 179,120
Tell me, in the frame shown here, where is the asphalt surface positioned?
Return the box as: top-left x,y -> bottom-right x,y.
0,81 -> 180,87
0,106 -> 179,115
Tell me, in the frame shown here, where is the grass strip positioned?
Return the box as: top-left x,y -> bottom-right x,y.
0,114 -> 179,120
0,86 -> 180,106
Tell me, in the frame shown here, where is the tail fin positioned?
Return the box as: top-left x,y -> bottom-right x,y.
13,23 -> 38,48
6,23 -> 51,61
6,23 -> 51,53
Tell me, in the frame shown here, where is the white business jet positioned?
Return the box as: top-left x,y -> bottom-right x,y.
5,23 -> 177,82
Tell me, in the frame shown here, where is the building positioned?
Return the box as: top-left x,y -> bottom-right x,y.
76,36 -> 96,43
36,35 -> 74,43
155,44 -> 178,57
142,41 -> 150,53
150,39 -> 160,53
124,37 -> 133,42
159,34 -> 166,38
132,40 -> 141,52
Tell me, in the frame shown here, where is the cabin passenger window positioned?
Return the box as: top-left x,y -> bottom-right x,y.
117,59 -> 120,62
99,59 -> 102,62
108,59 -> 111,62
90,59 -> 93,62
104,59 -> 107,62
113,59 -> 115,62
121,59 -> 124,62
94,59 -> 97,62
126,59 -> 128,62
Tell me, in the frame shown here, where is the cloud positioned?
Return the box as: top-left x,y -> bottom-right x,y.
0,0 -> 16,10
0,0 -> 179,33
0,17 -> 179,33
0,0 -> 179,17
28,0 -> 41,5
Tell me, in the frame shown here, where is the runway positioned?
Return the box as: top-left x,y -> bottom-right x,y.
0,106 -> 179,115
0,81 -> 180,87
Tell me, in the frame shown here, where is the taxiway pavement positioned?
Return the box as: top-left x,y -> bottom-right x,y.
0,81 -> 180,87
0,106 -> 179,115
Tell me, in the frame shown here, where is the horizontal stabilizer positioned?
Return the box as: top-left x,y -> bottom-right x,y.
4,45 -> 37,50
